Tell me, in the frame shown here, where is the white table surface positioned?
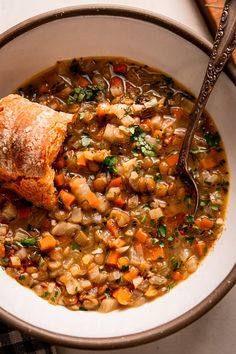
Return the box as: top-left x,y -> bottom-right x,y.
0,1 -> 235,354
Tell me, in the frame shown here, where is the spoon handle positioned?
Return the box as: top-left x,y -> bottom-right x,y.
178,0 -> 236,169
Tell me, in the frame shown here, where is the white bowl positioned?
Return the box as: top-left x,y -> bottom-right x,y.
0,5 -> 235,349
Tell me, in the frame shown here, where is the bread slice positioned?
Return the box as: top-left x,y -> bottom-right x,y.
0,94 -> 74,209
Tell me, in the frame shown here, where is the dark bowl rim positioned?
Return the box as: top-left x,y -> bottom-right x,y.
0,4 -> 235,350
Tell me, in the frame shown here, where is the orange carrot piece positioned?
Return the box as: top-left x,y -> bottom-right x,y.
153,129 -> 163,138
54,173 -> 65,187
59,190 -> 75,207
108,177 -> 123,189
171,107 -> 184,120
118,256 -> 129,269
145,246 -> 165,261
113,195 -> 126,208
200,156 -> 217,170
77,153 -> 87,167
166,153 -> 179,167
195,240 -> 207,257
107,219 -> 119,237
77,77 -> 90,87
135,228 -> 149,243
106,250 -> 119,266
123,267 -> 139,282
39,234 -> 57,251
195,217 -> 214,230
113,287 -> 132,305
87,192 -> 99,209
17,207 -> 32,220
172,271 -> 184,281
96,102 -> 110,117
0,243 -> 5,257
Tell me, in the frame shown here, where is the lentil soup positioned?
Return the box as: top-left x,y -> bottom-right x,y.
0,58 -> 229,312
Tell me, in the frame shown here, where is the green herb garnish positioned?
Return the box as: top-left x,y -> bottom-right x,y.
204,132 -> 220,148
71,242 -> 80,251
67,85 -> 102,104
158,224 -> 167,238
20,238 -> 37,247
121,265 -> 129,272
171,256 -> 182,271
103,155 -> 118,174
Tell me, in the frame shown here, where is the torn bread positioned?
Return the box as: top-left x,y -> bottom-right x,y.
0,94 -> 74,209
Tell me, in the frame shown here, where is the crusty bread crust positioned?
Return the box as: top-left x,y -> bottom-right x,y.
0,94 -> 74,209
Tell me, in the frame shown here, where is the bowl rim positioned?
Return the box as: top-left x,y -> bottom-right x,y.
0,4 -> 235,350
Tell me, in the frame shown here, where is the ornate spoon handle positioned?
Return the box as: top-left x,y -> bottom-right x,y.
178,0 -> 236,171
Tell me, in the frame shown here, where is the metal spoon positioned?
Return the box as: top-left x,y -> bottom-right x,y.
177,0 -> 236,217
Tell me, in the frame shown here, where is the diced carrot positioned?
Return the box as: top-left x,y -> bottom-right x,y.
0,243 -> 5,257
87,192 -> 99,209
123,267 -> 139,282
135,228 -> 149,243
171,107 -> 184,119
113,63 -> 127,74
55,158 -> 65,169
195,240 -> 207,257
110,76 -> 123,88
54,173 -> 65,187
113,196 -> 126,208
118,256 -> 129,269
113,287 -> 132,305
77,77 -> 90,87
195,217 -> 214,230
107,219 -> 119,237
108,177 -> 123,189
112,238 -> 127,249
59,190 -> 75,207
166,153 -> 179,167
153,129 -> 163,138
77,153 -> 87,167
96,102 -> 110,117
200,156 -> 217,170
39,234 -> 57,251
17,207 -> 32,220
145,246 -> 165,261
106,250 -> 119,266
172,271 -> 184,281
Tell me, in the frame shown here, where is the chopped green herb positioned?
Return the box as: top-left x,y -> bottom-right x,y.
204,132 -> 220,148
71,242 -> 80,250
103,155 -> 118,174
121,265 -> 129,272
186,215 -> 194,224
171,256 -> 182,271
67,85 -> 102,104
129,125 -> 144,140
41,291 -> 49,299
129,125 -> 157,157
20,238 -> 37,247
124,106 -> 132,115
167,282 -> 177,291
185,236 -> 194,244
211,204 -> 219,211
158,224 -> 167,238
104,288 -> 111,298
159,241 -> 165,248
167,236 -> 174,242
79,307 -> 88,311
79,112 -> 85,120
81,133 -> 91,147
152,238 -> 159,245
19,275 -> 26,281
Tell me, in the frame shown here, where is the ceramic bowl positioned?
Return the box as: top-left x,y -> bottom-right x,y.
0,5 -> 235,349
